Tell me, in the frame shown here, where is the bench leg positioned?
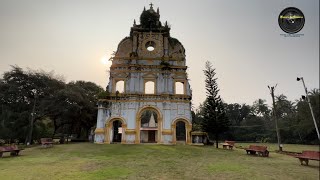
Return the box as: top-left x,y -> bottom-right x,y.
15,150 -> 20,156
299,158 -> 309,165
299,158 -> 303,165
260,152 -> 265,157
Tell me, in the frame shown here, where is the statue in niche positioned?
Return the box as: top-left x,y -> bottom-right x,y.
141,110 -> 158,127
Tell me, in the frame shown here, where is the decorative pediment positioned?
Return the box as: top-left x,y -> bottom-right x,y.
142,73 -> 158,79
111,72 -> 129,78
172,74 -> 186,79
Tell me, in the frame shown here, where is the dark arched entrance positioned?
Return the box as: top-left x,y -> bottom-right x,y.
112,120 -> 122,143
176,121 -> 186,141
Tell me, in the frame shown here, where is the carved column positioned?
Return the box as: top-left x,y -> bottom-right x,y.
164,36 -> 169,57
121,124 -> 127,144
187,124 -> 192,144
171,123 -> 176,144
132,32 -> 138,53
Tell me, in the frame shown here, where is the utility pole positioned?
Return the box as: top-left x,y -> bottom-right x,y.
297,77 -> 320,140
268,85 -> 282,151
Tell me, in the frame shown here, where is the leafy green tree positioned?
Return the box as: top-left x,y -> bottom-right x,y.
0,66 -> 103,143
192,101 -> 206,131
224,103 -> 251,140
201,61 -> 229,148
42,81 -> 103,139
295,89 -> 319,143
0,66 -> 64,143
252,99 -> 271,117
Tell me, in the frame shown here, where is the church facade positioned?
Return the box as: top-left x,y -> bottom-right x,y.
94,4 -> 192,144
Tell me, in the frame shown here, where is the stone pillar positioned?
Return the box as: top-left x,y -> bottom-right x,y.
187,124 -> 192,145
171,123 -> 176,144
168,76 -> 173,94
164,37 -> 169,57
94,103 -> 106,143
133,32 -> 138,53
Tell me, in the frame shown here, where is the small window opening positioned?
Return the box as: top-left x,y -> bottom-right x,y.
145,81 -> 155,94
175,82 -> 184,94
115,80 -> 124,93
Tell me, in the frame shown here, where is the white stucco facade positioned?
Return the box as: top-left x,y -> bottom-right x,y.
94,5 -> 192,144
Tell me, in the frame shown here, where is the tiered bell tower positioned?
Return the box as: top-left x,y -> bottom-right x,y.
95,4 -> 192,144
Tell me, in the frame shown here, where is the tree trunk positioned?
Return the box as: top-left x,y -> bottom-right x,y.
215,134 -> 219,148
1,105 -> 5,127
53,119 -> 58,137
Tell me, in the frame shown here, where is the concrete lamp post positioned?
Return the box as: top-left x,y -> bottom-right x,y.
297,77 -> 320,140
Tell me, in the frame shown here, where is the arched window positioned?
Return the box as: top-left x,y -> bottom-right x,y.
115,80 -> 124,93
145,81 -> 155,94
141,110 -> 158,128
140,109 -> 158,143
175,82 -> 184,94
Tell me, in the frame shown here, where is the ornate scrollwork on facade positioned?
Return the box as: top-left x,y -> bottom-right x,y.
138,33 -> 164,58
114,37 -> 133,58
95,4 -> 192,145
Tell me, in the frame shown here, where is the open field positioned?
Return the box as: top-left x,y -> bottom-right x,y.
0,143 -> 319,180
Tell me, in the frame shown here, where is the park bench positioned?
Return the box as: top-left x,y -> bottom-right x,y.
0,145 -> 24,158
40,138 -> 53,148
244,145 -> 269,157
294,151 -> 320,166
221,140 -> 235,150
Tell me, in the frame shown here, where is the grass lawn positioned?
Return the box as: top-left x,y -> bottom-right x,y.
0,143 -> 319,180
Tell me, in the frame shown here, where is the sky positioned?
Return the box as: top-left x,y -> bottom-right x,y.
0,0 -> 319,109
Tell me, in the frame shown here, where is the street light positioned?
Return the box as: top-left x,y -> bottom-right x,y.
297,77 -> 320,140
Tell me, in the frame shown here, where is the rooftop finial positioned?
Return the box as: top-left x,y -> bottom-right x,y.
149,2 -> 153,9
143,6 -> 146,11
157,7 -> 159,14
133,19 -> 136,26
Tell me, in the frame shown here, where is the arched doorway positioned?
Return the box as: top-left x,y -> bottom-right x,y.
172,118 -> 192,144
112,120 -> 122,143
136,106 -> 162,144
105,118 -> 126,144
140,109 -> 158,143
176,121 -> 186,142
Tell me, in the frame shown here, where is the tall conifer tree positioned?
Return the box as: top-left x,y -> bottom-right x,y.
202,61 -> 229,148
